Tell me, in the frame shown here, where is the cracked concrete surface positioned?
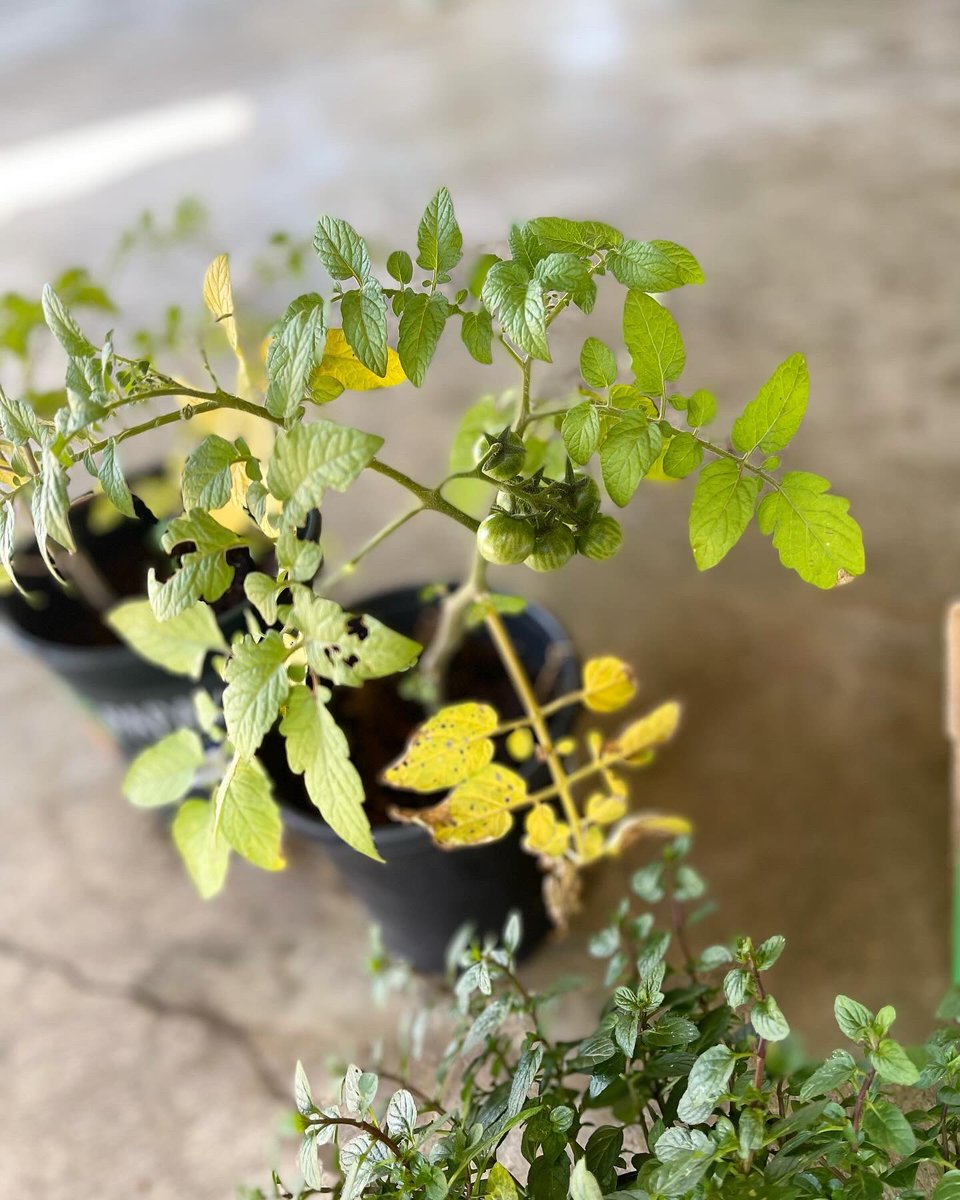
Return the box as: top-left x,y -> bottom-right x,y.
2,0 -> 959,1194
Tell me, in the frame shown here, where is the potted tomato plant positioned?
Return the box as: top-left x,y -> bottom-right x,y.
0,191 -> 864,966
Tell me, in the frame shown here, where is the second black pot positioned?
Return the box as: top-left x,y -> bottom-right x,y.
275,584 -> 580,972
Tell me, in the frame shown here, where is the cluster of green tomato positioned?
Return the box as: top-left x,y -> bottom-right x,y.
474,431 -> 623,572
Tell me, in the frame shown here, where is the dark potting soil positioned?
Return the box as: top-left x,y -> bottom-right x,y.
2,498 -> 256,649
264,604 -> 563,828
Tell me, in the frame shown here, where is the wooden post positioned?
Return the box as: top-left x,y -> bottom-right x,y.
944,604 -> 960,983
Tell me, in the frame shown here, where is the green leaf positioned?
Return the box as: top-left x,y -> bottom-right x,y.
600,412 -> 663,506
508,223 -> 547,273
416,186 -> 463,276
217,756 -> 285,871
481,261 -> 550,361
0,503 -> 19,593
124,729 -> 203,808
341,280 -> 388,377
31,445 -> 76,569
526,217 -> 623,256
398,291 -> 448,386
757,472 -> 865,588
862,1097 -> 916,1157
871,1038 -> 920,1085
622,290 -> 685,396
580,337 -> 617,388
294,1061 -> 314,1116
267,420 -> 383,525
291,589 -> 420,688
182,435 -> 242,510
687,389 -> 717,428
280,684 -> 381,861
662,431 -> 703,479
569,1156 -> 603,1200
506,1041 -> 543,1120
0,386 -> 42,445
752,994 -> 790,1042
677,1044 -> 736,1124
608,239 -> 704,291
534,253 -> 596,311
222,630 -> 291,758
461,310 -> 493,365
834,995 -> 874,1042
96,440 -> 136,518
386,250 -> 413,284
731,354 -> 809,455
689,459 -> 761,571
106,598 -> 227,679
267,302 -> 327,417
243,571 -> 287,625
738,1107 -> 765,1160
798,1049 -> 857,1100
42,283 -> 95,357
561,403 -> 601,466
724,968 -> 752,1009
934,1171 -> 960,1200
754,934 -> 786,970
313,216 -> 371,282
150,511 -> 243,620
172,799 -> 230,898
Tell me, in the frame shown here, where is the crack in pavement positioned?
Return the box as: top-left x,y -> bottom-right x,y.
0,935 -> 288,1102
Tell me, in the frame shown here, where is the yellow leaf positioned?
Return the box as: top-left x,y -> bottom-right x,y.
389,762 -> 523,848
555,736 -> 576,756
585,793 -> 627,825
605,811 -> 693,856
607,701 -> 681,762
506,727 -> 535,762
382,702 -> 498,793
524,804 -> 570,857
313,327 -> 406,393
580,825 -> 605,863
203,254 -> 240,353
583,656 -> 637,713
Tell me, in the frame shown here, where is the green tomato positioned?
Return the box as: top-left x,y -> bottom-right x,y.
481,433 -> 526,482
576,514 -> 622,560
476,513 -> 536,565
526,524 -> 576,572
570,476 -> 601,527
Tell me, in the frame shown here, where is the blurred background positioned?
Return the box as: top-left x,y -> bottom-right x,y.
2,0 -> 959,1194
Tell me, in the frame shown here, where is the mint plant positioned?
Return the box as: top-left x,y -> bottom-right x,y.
253,840 -> 959,1199
0,191 -> 865,915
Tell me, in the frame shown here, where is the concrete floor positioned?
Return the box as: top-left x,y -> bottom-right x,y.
2,0 -> 960,1194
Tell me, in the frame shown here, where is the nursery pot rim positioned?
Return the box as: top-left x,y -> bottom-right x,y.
276,583 -> 578,849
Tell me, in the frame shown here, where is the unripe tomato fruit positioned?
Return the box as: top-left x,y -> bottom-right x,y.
476,513 -> 536,565
576,514 -> 623,560
526,524 -> 576,572
481,434 -> 526,482
570,476 -> 601,526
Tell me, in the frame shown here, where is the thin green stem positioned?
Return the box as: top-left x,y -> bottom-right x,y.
324,504 -> 425,587
367,459 -> 479,533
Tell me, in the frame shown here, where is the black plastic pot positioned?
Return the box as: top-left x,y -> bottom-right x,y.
276,585 -> 579,972
0,499 -> 244,758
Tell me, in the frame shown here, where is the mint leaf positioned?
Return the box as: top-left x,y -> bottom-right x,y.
313,215 -> 371,282
398,291 -> 448,386
608,239 -> 704,291
280,684 -> 381,861
107,598 -> 227,679
172,799 -> 230,898
267,420 -> 383,524
623,290 -> 685,396
416,186 -> 463,277
757,471 -> 865,588
798,1049 -> 857,1101
677,1044 -> 736,1125
834,995 -> 874,1042
689,459 -> 760,571
862,1097 -> 916,1158
222,630 -> 290,757
561,402 -> 601,465
481,261 -> 550,361
341,279 -> 388,377
124,729 -> 204,808
752,994 -> 790,1042
600,413 -> 663,506
871,1038 -> 920,1085
731,353 -> 809,455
